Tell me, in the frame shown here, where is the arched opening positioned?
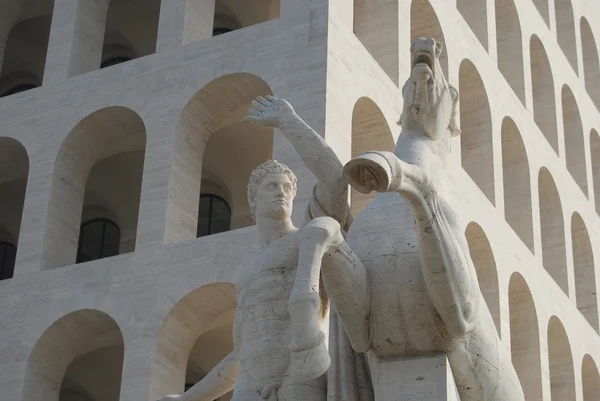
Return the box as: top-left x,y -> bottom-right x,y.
530,35 -> 558,153
101,0 -> 162,68
562,85 -> 588,196
410,0 -> 448,79
548,316 -> 576,401
583,355 -> 600,401
44,107 -> 146,269
459,59 -> 494,203
351,97 -> 395,215
533,0 -> 549,26
592,130 -> 600,214
151,283 -> 237,399
22,309 -> 124,401
0,137 -> 29,280
495,0 -> 525,104
0,0 -> 55,97
581,18 -> 600,110
509,273 -> 542,401
571,213 -> 598,332
0,137 -> 29,279
539,168 -> 568,294
465,222 -> 500,336
457,0 -> 487,50
166,73 -> 274,244
555,0 -> 578,72
185,309 -> 236,400
501,117 -> 533,250
353,0 -> 400,84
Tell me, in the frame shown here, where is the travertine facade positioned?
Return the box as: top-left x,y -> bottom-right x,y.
0,0 -> 599,400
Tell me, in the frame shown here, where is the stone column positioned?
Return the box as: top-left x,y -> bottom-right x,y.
43,0 -> 110,83
156,0 -> 216,52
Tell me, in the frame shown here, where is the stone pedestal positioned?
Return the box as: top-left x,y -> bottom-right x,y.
368,354 -> 461,401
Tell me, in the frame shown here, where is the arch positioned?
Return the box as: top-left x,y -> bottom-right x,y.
0,0 -> 55,97
101,0 -> 162,67
465,223 -> 500,336
457,0 -> 487,50
410,0 -> 448,79
562,85 -> 588,195
22,309 -> 124,401
592,130 -> 600,214
44,106 -> 146,269
571,213 -> 598,332
509,273 -> 542,401
533,0 -> 549,26
555,0 -> 578,72
538,168 -> 568,294
166,73 -> 274,243
151,283 -> 237,399
459,59 -> 494,203
530,35 -> 559,153
581,18 -> 600,110
501,117 -> 533,250
0,137 -> 29,276
351,97 -> 395,215
547,316 -> 576,401
583,355 -> 600,401
495,0 -> 525,104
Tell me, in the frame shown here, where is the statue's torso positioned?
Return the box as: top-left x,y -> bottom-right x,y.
234,231 -> 327,387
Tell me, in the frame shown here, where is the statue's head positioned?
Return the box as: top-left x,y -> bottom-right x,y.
399,37 -> 460,140
248,160 -> 297,222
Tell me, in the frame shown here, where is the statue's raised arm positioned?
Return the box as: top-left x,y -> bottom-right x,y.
245,96 -> 350,227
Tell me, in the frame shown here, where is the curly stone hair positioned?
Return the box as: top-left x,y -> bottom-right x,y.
247,160 -> 297,221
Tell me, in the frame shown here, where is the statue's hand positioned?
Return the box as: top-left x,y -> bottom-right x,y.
244,95 -> 296,128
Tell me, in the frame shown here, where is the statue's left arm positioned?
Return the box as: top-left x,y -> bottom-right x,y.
245,96 -> 349,225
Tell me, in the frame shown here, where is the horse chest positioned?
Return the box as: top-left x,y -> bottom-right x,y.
348,196 -> 450,356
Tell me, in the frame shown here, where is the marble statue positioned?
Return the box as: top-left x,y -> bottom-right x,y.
322,37 -> 526,400
157,95 -> 355,401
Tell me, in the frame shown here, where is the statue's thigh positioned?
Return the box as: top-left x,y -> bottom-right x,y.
230,369 -> 260,401
278,377 -> 327,401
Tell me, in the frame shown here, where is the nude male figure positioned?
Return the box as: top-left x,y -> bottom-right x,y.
157,95 -> 359,401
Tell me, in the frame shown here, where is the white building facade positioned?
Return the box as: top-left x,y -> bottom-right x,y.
0,0 -> 599,400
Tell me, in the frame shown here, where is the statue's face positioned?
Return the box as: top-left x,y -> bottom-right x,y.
255,172 -> 295,221
401,37 -> 457,140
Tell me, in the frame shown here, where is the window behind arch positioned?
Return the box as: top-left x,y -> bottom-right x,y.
197,194 -> 231,237
76,219 -> 120,263
0,242 -> 16,280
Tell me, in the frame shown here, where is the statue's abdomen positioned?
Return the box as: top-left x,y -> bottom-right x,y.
348,194 -> 454,357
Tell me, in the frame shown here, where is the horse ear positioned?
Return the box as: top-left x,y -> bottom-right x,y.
448,84 -> 461,137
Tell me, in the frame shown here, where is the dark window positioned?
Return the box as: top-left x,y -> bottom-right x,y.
0,242 -> 16,280
76,219 -> 120,263
101,56 -> 132,69
213,28 -> 233,36
197,194 -> 231,237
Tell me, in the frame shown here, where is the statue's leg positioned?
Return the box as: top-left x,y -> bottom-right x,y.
278,375 -> 327,401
